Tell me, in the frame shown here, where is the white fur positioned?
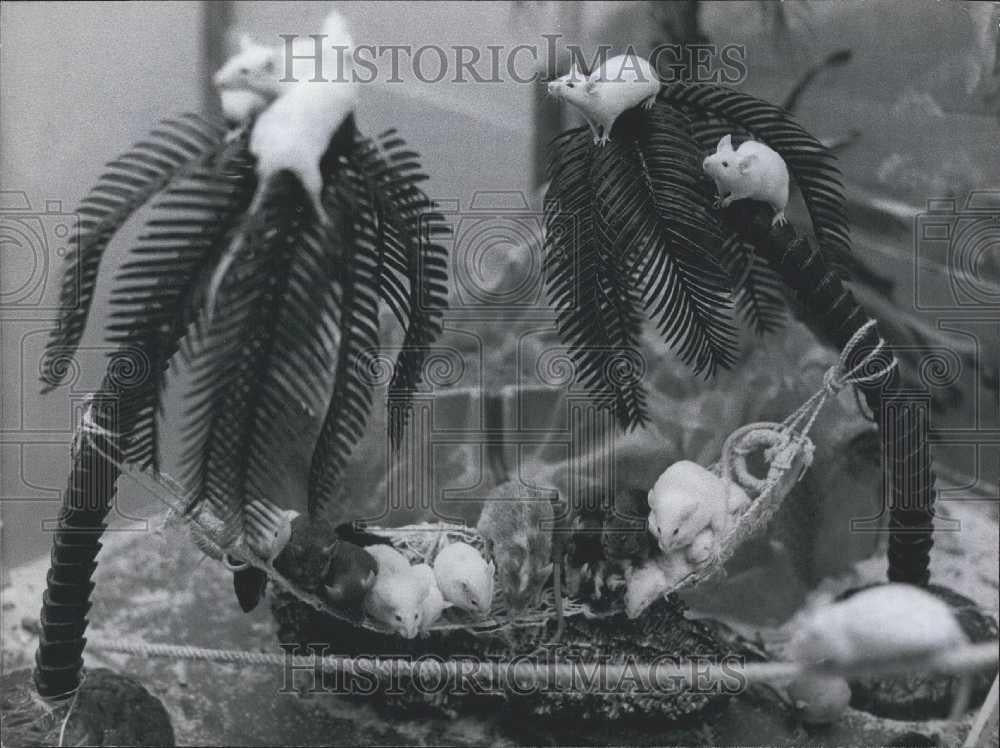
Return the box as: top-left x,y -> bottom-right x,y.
433,541 -> 495,617
247,10 -> 356,223
364,544 -> 411,575
624,551 -> 697,619
702,134 -> 790,226
213,35 -> 283,122
412,563 -> 450,633
364,563 -> 428,639
205,11 -> 357,316
547,53 -> 660,146
788,584 -> 967,666
647,460 -> 730,557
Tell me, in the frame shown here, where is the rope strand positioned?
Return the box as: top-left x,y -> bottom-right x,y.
88,636 -> 998,692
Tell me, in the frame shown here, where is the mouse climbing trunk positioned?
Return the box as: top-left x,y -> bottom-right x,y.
33,377 -> 123,699
724,204 -> 935,586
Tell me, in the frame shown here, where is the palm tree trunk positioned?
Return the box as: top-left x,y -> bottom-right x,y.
33,377 -> 122,698
726,204 -> 935,586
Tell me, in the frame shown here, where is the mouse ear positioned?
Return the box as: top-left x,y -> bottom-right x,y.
738,153 -> 758,174
584,79 -> 598,95
716,134 -> 732,153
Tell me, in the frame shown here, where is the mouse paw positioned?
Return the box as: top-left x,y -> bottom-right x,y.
641,94 -> 656,111
597,133 -> 611,147
712,195 -> 723,209
771,211 -> 788,227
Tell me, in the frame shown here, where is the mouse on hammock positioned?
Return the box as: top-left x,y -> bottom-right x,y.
476,482 -> 569,644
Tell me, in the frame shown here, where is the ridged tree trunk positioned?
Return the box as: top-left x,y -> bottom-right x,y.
33,376 -> 123,698
726,204 -> 934,585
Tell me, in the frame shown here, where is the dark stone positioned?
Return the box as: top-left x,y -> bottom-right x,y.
0,667 -> 174,747
270,588 -> 736,725
884,731 -> 940,747
840,583 -> 1000,720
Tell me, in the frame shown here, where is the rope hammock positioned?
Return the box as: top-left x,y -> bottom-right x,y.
79,320 -> 897,638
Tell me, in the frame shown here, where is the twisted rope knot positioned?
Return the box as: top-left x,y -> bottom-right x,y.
708,319 -> 899,589
822,365 -> 850,395
826,317 -> 898,394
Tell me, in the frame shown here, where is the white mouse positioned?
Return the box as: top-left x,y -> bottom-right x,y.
247,9 -> 356,227
788,583 -> 967,666
363,568 -> 425,639
702,134 -> 790,226
212,34 -> 283,123
364,544 -> 411,575
432,541 -> 495,617
647,461 -> 731,557
787,673 -> 852,725
205,10 -> 356,314
547,53 -> 660,146
624,550 -> 697,619
624,559 -> 668,619
412,563 -> 451,634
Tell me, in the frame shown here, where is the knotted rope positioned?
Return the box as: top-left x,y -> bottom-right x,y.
77,408 -> 374,630
674,319 -> 899,591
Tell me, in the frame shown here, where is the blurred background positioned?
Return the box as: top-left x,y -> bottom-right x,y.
1,0 -> 997,602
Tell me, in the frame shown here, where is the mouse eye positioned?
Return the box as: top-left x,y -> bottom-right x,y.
722,161 -> 728,167
566,82 -> 574,88
394,613 -> 402,622
468,594 -> 478,606
672,528 -> 679,536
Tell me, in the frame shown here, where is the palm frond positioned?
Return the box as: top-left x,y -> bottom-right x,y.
105,133 -> 257,471
179,173 -> 341,531
307,176 -> 381,514
544,127 -> 650,428
720,236 -> 787,336
660,83 -> 853,281
348,129 -> 449,446
544,106 -> 739,428
41,114 -> 229,391
629,106 -> 738,376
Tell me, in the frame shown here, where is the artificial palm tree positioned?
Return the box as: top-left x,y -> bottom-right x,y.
30,111 -> 448,700
543,82 -> 935,587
